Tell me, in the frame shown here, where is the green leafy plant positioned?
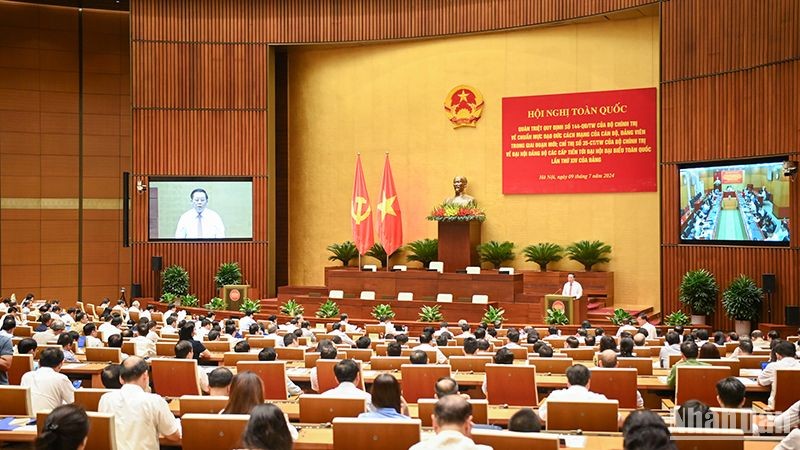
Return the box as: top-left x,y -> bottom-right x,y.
722,275 -> 763,321
204,297 -> 228,311
522,242 -> 563,272
214,262 -> 243,288
280,299 -> 305,317
565,240 -> 612,271
238,298 -> 261,314
180,294 -> 199,307
663,311 -> 690,327
315,299 -> 340,319
365,243 -> 401,267
608,308 -> 634,326
160,292 -> 177,304
427,202 -> 486,222
162,265 -> 189,297
481,305 -> 505,324
477,241 -> 515,269
371,304 -> 395,320
545,308 -> 569,325
327,241 -> 359,266
419,305 -> 444,322
679,269 -> 718,316
405,239 -> 439,268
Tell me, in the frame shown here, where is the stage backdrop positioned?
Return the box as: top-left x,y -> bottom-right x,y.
287,12 -> 661,308
502,87 -> 657,194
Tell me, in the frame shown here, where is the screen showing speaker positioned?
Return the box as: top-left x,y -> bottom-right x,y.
148,178 -> 253,240
679,158 -> 790,245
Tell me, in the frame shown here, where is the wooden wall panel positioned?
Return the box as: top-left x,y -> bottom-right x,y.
130,0 -> 658,43
661,0 -> 800,327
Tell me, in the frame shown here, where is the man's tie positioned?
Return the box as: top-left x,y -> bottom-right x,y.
196,213 -> 203,237
569,282 -> 573,296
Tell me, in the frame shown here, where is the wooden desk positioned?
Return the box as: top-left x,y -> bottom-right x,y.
60,362 -> 107,387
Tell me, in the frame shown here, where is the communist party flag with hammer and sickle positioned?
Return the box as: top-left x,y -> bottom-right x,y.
351,154 -> 374,255
376,154 -> 402,257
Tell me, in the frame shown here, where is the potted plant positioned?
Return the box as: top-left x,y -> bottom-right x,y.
678,269 -> 718,325
405,239 -> 438,268
663,311 -> 690,327
481,305 -> 505,325
238,298 -> 261,314
608,308 -> 633,326
181,294 -> 199,308
722,275 -> 763,335
280,299 -> 305,317
419,305 -> 444,322
160,292 -> 177,304
162,265 -> 189,297
565,240 -> 611,271
215,262 -> 243,288
522,242 -> 563,272
476,241 -> 515,269
327,241 -> 359,267
315,299 -> 340,318
545,308 -> 569,325
365,243 -> 401,268
204,297 -> 228,311
371,304 -> 395,321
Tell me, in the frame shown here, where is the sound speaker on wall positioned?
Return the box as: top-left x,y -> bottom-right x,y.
787,307 -> 800,326
151,256 -> 163,272
762,274 -> 776,293
131,284 -> 141,299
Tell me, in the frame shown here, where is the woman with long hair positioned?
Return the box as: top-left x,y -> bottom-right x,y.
222,372 -> 264,414
36,404 -> 89,450
241,404 -> 294,450
358,374 -> 410,419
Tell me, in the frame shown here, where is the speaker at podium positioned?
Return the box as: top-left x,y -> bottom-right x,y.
545,295 -> 587,324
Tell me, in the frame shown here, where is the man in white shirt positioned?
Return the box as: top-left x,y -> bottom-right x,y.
161,316 -> 178,335
83,323 -> 104,349
659,331 -> 682,368
561,273 -> 583,300
758,341 -> 800,409
409,395 -> 491,450
140,305 -> 154,321
415,333 -> 447,364
98,316 -> 122,343
310,342 -> 339,392
339,314 -> 362,334
130,323 -> 157,359
264,324 -> 285,347
635,313 -> 658,339
174,188 -> 225,239
503,328 -> 523,349
174,340 -> 209,393
99,356 -> 181,450
33,320 -> 65,345
538,364 -> 613,422
433,322 -> 451,338
598,350 -> 643,408
320,359 -> 371,408
329,322 -> 356,347
20,347 -> 75,412
454,323 -> 473,339
238,311 -> 256,334
162,304 -> 178,324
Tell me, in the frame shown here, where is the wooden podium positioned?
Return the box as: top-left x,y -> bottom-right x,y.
437,220 -> 481,272
222,285 -> 249,312
545,294 -> 587,324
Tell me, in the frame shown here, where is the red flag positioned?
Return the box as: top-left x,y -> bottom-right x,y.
377,154 -> 403,256
351,155 -> 374,255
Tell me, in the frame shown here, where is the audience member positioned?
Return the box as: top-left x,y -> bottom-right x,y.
415,333 -> 447,364
666,341 -> 709,387
35,404 -> 89,450
387,341 -> 403,357
716,377 -> 746,408
255,347 -> 302,396
208,367 -> 234,396
598,349 -> 643,408
621,410 -> 675,450
463,337 -> 478,355
320,359 -> 371,406
731,339 -> 753,358
538,365 -> 611,422
21,347 -> 75,412
130,322 -> 156,358
57,333 -> 79,363
234,340 -> 251,353
508,408 -> 542,432
222,371 -> 264,414
698,342 -> 721,359
676,400 -> 714,428
410,350 -> 429,365
101,364 -> 122,389
758,340 -> 799,409
310,340 -> 338,392
242,404 -> 295,450
659,331 -> 682,368
358,373 -> 410,419
174,340 -> 209,393
409,395 -> 490,450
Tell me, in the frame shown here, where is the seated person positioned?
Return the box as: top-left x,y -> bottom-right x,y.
57,333 -> 79,363
242,404 -> 296,450
676,400 -> 715,428
409,395 -> 490,450
619,337 -> 636,357
481,348 -> 513,395
414,332 -> 447,364
21,347 -> 75,412
208,367 -> 234,396
503,328 -> 523,349
598,350 -> 644,408
36,404 -> 89,450
758,340 -> 799,409
699,342 -> 721,359
101,364 -> 122,389
320,359 -> 371,406
358,373 -> 410,419
258,347 -> 303,396
659,331 -> 682,368
476,339 -> 491,352
545,326 -> 560,339
409,350 -> 429,365
386,341 -> 402,357
538,364 -> 614,423
508,408 -> 542,432
622,410 -> 673,450
716,377 -> 746,409
234,340 -> 251,353
564,336 -> 579,349
355,336 -> 371,349
174,340 -> 209,394
667,341 -> 710,387
463,337 -> 478,355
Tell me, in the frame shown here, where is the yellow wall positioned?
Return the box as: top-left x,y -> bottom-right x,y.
288,15 -> 661,307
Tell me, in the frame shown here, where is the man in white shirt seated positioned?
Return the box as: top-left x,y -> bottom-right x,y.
598,350 -> 643,408
635,313 -> 658,339
20,347 -> 75,412
98,316 -> 123,343
538,364 -> 614,423
208,367 -> 233,397
433,322 -> 451,338
545,326 -> 560,339
716,376 -> 746,409
561,273 -> 583,299
258,347 -> 303,396
33,319 -> 65,345
127,301 -> 141,320
140,304 -> 154,321
310,341 -> 338,392
238,311 -> 256,335
615,319 -> 638,337
339,314 -> 362,333
320,359 -> 371,407
82,323 -> 104,349
174,340 -> 209,394
414,332 -> 447,364
454,323 -> 473,339
503,328 -> 523,349
264,324 -> 285,347
659,331 -> 682,368
409,395 -> 491,450
162,303 -> 178,324
160,316 -> 178,335
758,340 -> 800,409
130,322 -> 157,359
329,322 -> 356,347
99,356 -> 181,450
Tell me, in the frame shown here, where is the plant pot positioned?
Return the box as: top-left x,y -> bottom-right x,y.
734,320 -> 751,336
690,314 -> 706,325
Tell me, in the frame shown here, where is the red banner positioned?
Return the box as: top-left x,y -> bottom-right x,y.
721,170 -> 744,184
502,87 -> 657,194
351,155 -> 374,255
377,154 -> 403,256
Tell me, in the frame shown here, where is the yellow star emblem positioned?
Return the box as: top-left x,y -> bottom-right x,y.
458,90 -> 469,102
376,193 -> 397,220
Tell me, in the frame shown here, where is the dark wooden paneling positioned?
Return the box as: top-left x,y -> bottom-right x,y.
661,0 -> 800,328
130,0 -> 658,43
